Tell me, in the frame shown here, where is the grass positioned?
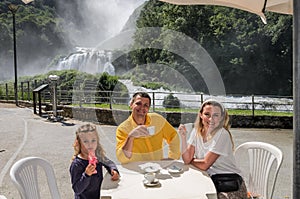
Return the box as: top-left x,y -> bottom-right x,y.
76,103 -> 293,117
228,109 -> 293,116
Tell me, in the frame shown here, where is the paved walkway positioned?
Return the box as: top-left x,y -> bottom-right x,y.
0,105 -> 293,199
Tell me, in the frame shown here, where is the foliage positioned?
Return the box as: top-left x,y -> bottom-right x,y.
0,70 -> 128,104
0,0 -> 71,80
95,72 -> 123,103
140,82 -> 169,90
163,93 -> 180,108
0,0 -> 293,96
129,1 -> 292,96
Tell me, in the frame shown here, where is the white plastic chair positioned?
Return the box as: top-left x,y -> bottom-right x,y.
235,141 -> 283,199
10,157 -> 61,199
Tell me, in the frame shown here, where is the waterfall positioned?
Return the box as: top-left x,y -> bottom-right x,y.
56,47 -> 115,75
119,79 -> 293,111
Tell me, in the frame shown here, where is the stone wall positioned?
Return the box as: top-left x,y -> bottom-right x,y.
1,100 -> 292,129
61,105 -> 293,129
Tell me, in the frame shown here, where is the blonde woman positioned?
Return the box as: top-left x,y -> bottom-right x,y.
179,100 -> 247,199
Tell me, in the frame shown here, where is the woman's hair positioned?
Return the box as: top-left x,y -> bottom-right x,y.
72,123 -> 106,161
194,99 -> 234,149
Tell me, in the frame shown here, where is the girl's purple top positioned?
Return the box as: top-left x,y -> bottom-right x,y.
70,156 -> 118,199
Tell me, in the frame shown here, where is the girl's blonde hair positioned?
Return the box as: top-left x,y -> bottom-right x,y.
72,123 -> 106,161
194,99 -> 234,149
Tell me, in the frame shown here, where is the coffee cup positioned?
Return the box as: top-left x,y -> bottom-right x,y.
147,126 -> 155,135
144,172 -> 156,183
184,123 -> 194,134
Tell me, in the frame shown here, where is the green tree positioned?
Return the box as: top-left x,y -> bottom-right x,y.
130,0 -> 292,95
0,0 -> 71,80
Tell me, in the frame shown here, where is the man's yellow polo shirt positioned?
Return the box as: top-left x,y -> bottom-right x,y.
116,113 -> 180,164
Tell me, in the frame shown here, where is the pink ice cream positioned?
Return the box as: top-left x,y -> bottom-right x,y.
88,150 -> 98,174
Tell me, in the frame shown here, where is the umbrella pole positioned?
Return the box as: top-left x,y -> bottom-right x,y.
293,0 -> 300,198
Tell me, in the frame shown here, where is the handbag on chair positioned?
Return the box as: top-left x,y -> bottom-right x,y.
211,173 -> 243,192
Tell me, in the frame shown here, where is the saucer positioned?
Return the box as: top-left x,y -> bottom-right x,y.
140,162 -> 162,173
143,166 -> 160,173
168,165 -> 183,174
143,178 -> 160,187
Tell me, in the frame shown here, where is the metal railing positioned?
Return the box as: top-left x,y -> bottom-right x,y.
0,83 -> 293,115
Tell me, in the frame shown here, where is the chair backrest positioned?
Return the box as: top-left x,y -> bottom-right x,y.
10,157 -> 61,199
234,141 -> 283,199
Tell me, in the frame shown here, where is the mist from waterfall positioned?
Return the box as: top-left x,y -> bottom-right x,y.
57,0 -> 146,47
51,0 -> 146,75
0,0 -> 146,81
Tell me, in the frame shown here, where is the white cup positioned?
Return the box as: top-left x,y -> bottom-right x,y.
184,123 -> 193,134
147,126 -> 155,135
144,172 -> 156,183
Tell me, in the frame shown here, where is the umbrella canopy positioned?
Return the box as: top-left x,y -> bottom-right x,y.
159,0 -> 292,23
22,0 -> 34,4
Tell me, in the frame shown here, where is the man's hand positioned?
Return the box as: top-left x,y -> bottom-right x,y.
122,125 -> 151,159
128,125 -> 150,138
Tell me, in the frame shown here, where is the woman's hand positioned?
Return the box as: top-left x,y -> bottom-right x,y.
111,169 -> 120,181
178,124 -> 187,139
179,124 -> 195,164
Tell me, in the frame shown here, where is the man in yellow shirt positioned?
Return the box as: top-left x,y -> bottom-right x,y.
116,92 -> 180,164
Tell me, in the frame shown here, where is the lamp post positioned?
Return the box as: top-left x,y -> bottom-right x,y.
8,4 -> 19,106
7,1 -> 34,106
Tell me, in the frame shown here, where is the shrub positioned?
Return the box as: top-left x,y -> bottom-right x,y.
163,94 -> 180,108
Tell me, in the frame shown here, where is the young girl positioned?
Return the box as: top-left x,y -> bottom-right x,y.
178,100 -> 247,199
70,123 -> 119,199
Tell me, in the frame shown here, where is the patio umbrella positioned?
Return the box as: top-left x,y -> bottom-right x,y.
21,0 -> 34,4
160,1 -> 298,199
160,0 -> 292,23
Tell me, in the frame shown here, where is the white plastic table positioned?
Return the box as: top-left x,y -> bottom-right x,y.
101,160 -> 217,199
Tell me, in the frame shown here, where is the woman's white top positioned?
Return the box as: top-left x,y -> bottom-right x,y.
187,127 -> 241,176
